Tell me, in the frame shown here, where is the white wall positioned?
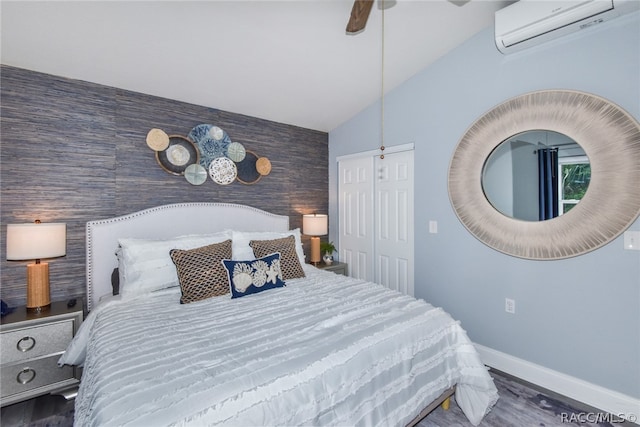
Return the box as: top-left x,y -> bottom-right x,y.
329,11 -> 640,401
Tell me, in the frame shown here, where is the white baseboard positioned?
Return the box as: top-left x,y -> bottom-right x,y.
474,344 -> 640,425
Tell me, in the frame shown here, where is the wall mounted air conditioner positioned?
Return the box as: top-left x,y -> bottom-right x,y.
495,0 -> 640,54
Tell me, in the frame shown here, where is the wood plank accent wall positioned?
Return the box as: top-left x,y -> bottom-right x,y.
0,65 -> 328,307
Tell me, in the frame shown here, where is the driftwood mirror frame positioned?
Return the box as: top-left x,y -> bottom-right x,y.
448,90 -> 640,260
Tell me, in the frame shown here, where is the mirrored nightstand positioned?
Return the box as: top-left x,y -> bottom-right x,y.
1,299 -> 83,406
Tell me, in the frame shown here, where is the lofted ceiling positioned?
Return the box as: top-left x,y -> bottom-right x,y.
0,1 -> 512,132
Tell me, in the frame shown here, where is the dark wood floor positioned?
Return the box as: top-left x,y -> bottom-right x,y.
1,392 -> 74,427
1,369 -> 635,426
418,370 -> 637,427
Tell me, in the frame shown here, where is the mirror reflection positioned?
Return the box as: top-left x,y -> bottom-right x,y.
482,130 -> 590,221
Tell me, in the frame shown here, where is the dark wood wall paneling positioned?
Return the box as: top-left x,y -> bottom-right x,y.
0,65 -> 328,307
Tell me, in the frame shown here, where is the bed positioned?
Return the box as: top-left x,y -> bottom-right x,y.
59,203 -> 498,426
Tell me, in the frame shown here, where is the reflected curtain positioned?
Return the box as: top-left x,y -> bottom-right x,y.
538,148 -> 559,220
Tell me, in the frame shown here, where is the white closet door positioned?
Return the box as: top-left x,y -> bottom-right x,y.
338,156 -> 374,281
374,150 -> 414,296
338,146 -> 414,295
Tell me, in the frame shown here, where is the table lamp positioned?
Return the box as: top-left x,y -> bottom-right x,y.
6,221 -> 66,312
302,214 -> 327,265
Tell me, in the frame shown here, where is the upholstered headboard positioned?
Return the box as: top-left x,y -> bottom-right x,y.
86,203 -> 290,311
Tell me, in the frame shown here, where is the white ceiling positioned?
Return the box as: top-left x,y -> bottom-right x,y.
1,0 -> 512,132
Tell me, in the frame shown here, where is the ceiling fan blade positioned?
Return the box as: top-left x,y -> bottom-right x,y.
346,0 -> 375,34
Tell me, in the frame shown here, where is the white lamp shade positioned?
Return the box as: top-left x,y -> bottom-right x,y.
6,223 -> 66,260
302,214 -> 328,236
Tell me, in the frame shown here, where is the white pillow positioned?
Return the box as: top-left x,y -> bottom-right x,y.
118,231 -> 232,299
231,229 -> 305,265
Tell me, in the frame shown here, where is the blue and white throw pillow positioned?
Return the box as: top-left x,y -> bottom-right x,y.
222,252 -> 285,299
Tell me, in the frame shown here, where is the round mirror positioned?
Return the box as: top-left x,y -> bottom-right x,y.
448,90 -> 640,260
482,130 -> 590,221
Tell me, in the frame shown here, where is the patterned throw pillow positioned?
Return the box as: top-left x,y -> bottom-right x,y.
249,235 -> 306,280
170,239 -> 232,304
222,253 -> 285,299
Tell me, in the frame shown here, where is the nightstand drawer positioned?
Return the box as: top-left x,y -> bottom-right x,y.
1,320 -> 74,364
1,355 -> 75,398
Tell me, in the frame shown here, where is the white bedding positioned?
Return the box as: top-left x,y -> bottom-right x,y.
61,266 -> 498,426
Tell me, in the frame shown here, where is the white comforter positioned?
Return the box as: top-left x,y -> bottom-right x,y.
60,267 -> 498,426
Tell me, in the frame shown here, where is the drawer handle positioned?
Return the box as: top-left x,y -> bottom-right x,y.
17,336 -> 36,352
17,368 -> 36,385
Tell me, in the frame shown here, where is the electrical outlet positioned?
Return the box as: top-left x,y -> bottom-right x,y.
505,298 -> 516,314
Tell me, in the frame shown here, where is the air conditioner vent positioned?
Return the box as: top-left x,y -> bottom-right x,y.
495,0 -> 639,54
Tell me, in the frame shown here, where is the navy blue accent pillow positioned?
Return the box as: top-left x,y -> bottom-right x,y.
222,252 -> 285,299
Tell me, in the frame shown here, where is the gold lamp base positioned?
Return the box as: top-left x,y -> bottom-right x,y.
26,262 -> 51,313
310,236 -> 321,265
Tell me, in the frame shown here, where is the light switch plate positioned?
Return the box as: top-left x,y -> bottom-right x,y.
623,230 -> 640,251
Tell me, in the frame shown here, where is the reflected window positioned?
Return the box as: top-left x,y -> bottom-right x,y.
482,130 -> 590,221
559,156 -> 591,215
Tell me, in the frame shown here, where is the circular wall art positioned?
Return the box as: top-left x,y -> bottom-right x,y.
147,125 -> 271,187
235,150 -> 262,184
256,157 -> 272,176
184,164 -> 208,185
208,156 -> 237,185
227,141 -> 246,162
188,124 -> 232,168
146,128 -> 170,151
156,135 -> 199,175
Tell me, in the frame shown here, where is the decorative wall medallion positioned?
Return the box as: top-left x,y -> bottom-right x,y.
209,126 -> 224,140
155,136 -> 199,175
235,150 -> 262,184
256,157 -> 272,176
147,125 -> 270,186
208,156 -> 237,185
146,128 -> 170,151
227,141 -> 247,162
166,144 -> 190,166
188,124 -> 232,168
184,164 -> 208,185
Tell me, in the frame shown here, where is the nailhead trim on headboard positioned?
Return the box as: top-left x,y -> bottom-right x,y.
85,203 -> 290,311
